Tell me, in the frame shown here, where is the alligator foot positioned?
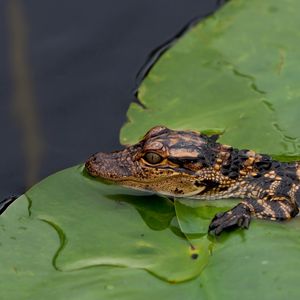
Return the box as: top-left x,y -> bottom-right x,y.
208,203 -> 251,235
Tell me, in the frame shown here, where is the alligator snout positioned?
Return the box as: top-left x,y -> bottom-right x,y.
85,152 -> 106,177
85,151 -> 135,180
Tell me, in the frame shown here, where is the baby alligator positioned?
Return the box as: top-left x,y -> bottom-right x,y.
85,126 -> 300,235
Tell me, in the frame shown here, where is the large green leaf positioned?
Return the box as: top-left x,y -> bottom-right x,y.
3,0 -> 300,299
176,198 -> 300,299
26,166 -> 209,281
120,0 -> 300,161
0,195 -> 204,300
0,167 -> 210,299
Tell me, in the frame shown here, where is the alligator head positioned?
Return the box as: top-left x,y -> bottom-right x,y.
85,126 -> 225,198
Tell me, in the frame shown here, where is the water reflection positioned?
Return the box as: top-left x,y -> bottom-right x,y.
7,0 -> 44,189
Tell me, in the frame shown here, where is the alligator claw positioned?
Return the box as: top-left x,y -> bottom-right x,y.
208,205 -> 251,235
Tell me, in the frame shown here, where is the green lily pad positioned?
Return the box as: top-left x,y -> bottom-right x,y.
202,220 -> 300,300
0,196 -> 206,300
0,166 -> 211,299
26,165 -> 210,282
120,0 -> 300,161
174,198 -> 238,236
173,198 -> 300,299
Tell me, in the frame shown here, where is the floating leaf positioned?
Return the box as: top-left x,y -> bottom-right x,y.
0,196 -> 205,300
121,0 -> 300,161
0,166 -> 211,299
174,198 -> 237,236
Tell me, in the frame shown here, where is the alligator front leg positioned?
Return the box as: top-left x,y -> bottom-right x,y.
208,197 -> 299,235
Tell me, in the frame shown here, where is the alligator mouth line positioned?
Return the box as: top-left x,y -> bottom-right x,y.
102,176 -> 177,184
94,165 -> 196,182
115,179 -> 206,198
101,175 -> 204,188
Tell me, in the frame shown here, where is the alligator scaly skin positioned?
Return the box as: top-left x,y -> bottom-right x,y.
85,126 -> 300,235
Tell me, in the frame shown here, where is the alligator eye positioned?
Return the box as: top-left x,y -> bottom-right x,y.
143,152 -> 163,164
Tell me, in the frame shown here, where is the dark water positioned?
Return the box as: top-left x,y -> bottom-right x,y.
0,0 -> 224,201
